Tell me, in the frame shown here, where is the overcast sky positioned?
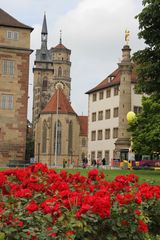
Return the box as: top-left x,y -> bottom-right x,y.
1,0 -> 144,121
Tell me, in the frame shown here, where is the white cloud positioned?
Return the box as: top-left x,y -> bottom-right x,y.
52,0 -> 144,115
1,0 -> 144,120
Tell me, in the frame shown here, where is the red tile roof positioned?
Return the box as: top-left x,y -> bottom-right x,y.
0,8 -> 33,31
54,43 -> 67,49
42,89 -> 77,115
86,65 -> 137,94
78,116 -> 88,136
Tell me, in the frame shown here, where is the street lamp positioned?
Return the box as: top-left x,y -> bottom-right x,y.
127,111 -> 136,123
54,87 -> 60,167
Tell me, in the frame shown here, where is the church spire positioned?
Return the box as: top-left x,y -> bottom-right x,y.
41,13 -> 48,44
42,13 -> 48,35
37,13 -> 51,62
59,29 -> 62,44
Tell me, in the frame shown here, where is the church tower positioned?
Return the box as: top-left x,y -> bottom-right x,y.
115,34 -> 132,160
33,14 -> 71,130
51,31 -> 71,100
33,14 -> 52,129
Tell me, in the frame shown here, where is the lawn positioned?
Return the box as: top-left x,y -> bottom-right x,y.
56,167 -> 160,184
1,167 -> 160,184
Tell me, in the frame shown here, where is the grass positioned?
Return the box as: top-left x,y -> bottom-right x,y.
1,167 -> 160,185
56,168 -> 160,185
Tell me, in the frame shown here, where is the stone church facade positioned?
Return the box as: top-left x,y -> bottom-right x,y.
0,9 -> 33,165
33,15 -> 88,166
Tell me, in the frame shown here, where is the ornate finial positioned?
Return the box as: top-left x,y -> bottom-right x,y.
125,30 -> 130,45
60,30 -> 62,44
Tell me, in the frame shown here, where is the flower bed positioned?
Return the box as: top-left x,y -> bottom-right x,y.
0,163 -> 160,239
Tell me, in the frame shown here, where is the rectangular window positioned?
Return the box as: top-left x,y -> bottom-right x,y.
113,127 -> 118,138
2,60 -> 14,76
98,130 -> 103,140
82,137 -> 87,147
8,95 -> 13,110
99,91 -> 104,100
97,151 -> 102,160
106,88 -> 111,98
91,151 -> 95,160
114,86 -> 119,96
105,150 -> 110,165
113,107 -> 119,117
7,31 -> 19,40
1,95 -> 6,109
1,95 -> 13,110
134,106 -> 142,114
98,111 -> 103,120
105,109 -> 111,119
92,93 -> 97,102
105,129 -> 110,139
91,131 -> 96,141
92,112 -> 96,122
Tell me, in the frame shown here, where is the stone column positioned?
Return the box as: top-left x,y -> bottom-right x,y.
115,45 -> 132,159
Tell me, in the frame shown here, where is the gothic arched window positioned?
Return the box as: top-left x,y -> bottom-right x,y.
68,121 -> 73,155
42,121 -> 47,153
42,77 -> 48,91
58,66 -> 62,77
54,120 -> 61,155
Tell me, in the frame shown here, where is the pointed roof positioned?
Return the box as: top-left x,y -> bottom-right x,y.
55,43 -> 67,49
42,88 -> 77,115
53,32 -> 71,52
54,30 -> 66,49
0,8 -> 33,31
78,116 -> 88,136
86,64 -> 137,94
41,13 -> 48,34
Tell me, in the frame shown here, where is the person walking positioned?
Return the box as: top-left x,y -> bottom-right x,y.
96,159 -> 100,168
102,158 -> 106,169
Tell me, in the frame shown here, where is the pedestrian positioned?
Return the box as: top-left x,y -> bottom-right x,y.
102,158 -> 106,169
82,157 -> 88,168
93,159 -> 96,167
96,159 -> 100,168
63,159 -> 66,168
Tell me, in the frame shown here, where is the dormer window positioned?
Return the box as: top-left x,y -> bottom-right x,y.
7,31 -> 19,40
108,76 -> 114,83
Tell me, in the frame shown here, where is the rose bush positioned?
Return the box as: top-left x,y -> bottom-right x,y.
0,163 -> 160,239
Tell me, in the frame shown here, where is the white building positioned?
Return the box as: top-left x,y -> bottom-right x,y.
86,44 -> 143,166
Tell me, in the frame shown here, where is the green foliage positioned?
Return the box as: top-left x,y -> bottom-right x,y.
128,96 -> 160,155
133,0 -> 160,96
0,233 -> 5,240
1,164 -> 160,239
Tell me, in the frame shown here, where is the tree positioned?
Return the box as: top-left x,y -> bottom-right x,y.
128,96 -> 160,156
129,0 -> 160,156
133,0 -> 160,97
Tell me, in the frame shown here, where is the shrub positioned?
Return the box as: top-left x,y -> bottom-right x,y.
0,164 -> 160,239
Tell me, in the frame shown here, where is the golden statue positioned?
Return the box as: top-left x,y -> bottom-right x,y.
125,30 -> 130,45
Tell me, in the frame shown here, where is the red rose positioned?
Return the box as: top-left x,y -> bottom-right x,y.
26,200 -> 38,213
138,220 -> 148,233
